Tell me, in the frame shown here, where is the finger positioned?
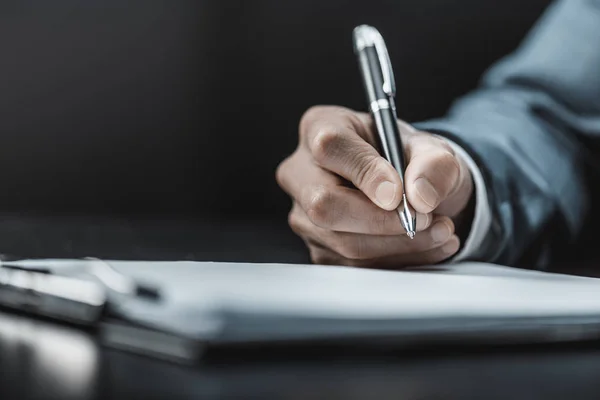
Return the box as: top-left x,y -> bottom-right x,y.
300,105 -> 404,211
342,235 -> 460,269
306,235 -> 461,269
404,135 -> 463,214
300,105 -> 377,146
281,154 -> 431,234
276,149 -> 342,199
290,205 -> 454,260
290,178 -> 433,235
300,185 -> 432,234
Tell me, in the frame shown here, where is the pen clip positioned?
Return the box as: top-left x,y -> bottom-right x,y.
373,30 -> 396,97
353,25 -> 396,97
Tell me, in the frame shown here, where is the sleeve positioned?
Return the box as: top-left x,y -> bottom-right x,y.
440,138 -> 492,263
414,0 -> 600,268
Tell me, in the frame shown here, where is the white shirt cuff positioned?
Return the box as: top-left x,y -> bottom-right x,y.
438,137 -> 493,262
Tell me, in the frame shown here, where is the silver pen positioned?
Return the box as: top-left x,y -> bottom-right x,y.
352,25 -> 416,238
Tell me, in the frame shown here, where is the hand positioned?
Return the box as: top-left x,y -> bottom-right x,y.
276,105 -> 474,268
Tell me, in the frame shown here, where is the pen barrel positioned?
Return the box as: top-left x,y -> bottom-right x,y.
354,25 -> 415,235
356,46 -> 407,184
371,104 -> 407,184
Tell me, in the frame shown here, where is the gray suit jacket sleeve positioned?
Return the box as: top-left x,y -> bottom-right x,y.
415,0 -> 600,268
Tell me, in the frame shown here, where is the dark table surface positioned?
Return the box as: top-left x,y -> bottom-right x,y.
2,215 -> 600,400
3,309 -> 600,400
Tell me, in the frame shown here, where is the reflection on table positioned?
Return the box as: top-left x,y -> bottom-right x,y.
2,309 -> 600,399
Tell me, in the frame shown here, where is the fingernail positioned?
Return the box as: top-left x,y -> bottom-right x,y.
415,213 -> 431,231
375,181 -> 397,208
431,222 -> 451,244
414,177 -> 440,209
442,237 -> 460,255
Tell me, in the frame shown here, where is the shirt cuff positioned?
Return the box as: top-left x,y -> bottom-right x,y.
437,137 -> 493,262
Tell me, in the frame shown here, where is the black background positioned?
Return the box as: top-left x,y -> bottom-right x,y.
6,5 -> 600,399
0,0 -> 552,259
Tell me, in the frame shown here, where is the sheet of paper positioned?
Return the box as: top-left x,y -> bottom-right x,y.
16,259 -> 600,342
105,261 -> 599,316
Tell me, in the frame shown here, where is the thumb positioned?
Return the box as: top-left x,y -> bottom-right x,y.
309,128 -> 404,210
353,148 -> 405,211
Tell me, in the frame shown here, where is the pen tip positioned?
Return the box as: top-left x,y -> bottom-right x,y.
407,231 -> 415,239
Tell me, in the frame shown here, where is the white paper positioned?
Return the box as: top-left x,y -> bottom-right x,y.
15,259 -> 600,343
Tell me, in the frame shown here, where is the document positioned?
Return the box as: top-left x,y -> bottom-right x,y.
106,261 -> 600,344
6,259 -> 600,362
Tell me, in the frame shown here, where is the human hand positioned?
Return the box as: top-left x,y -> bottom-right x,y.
276,105 -> 474,268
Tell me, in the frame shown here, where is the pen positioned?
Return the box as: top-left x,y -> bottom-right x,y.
352,25 -> 416,238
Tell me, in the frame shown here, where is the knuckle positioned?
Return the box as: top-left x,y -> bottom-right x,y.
311,127 -> 344,164
433,137 -> 455,155
302,105 -> 323,119
370,210 -> 396,234
275,158 -> 290,188
306,186 -> 335,227
275,152 -> 301,191
300,105 -> 343,140
346,111 -> 370,138
301,105 -> 331,121
299,106 -> 325,137
287,209 -> 302,235
353,153 -> 381,188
